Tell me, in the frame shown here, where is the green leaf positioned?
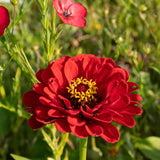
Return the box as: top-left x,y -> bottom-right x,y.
10,154 -> 31,160
58,133 -> 69,156
0,108 -> 15,137
124,133 -> 135,158
41,128 -> 56,152
135,136 -> 160,160
150,66 -> 160,75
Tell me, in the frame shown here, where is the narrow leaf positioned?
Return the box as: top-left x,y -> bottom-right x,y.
11,154 -> 31,160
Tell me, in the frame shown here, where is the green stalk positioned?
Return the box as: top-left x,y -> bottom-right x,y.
79,137 -> 88,160
12,5 -> 16,34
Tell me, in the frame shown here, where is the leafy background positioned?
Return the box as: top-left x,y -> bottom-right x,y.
0,0 -> 160,160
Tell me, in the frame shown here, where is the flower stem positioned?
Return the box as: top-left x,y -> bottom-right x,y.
79,137 -> 88,160
12,5 -> 16,34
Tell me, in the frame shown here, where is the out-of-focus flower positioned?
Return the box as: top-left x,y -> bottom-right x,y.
0,6 -> 10,37
53,0 -> 87,27
107,145 -> 118,157
23,54 -> 143,143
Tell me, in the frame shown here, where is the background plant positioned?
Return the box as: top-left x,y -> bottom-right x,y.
0,0 -> 160,160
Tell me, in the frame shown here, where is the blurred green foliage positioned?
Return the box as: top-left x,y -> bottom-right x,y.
1,0 -> 160,160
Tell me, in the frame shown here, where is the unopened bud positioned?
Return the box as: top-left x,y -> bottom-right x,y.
10,0 -> 20,6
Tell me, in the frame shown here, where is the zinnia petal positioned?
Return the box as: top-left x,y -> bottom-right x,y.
36,69 -> 44,82
85,121 -> 103,136
127,82 -> 139,93
64,58 -> 79,83
33,83 -> 56,99
23,91 -> 41,108
28,116 -> 45,129
50,56 -> 70,87
35,106 -> 50,119
48,109 -> 66,118
101,123 -> 120,143
41,64 -> 54,84
129,94 -> 143,102
121,105 -> 143,115
55,119 -> 71,132
108,80 -> 128,103
67,115 -> 86,126
70,125 -> 89,138
113,114 -> 136,127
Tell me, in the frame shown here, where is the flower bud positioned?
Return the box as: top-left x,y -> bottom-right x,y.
10,0 -> 20,6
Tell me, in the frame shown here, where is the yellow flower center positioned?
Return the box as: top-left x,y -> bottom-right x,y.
67,77 -> 98,103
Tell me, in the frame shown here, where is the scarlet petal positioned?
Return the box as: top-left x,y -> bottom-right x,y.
48,109 -> 66,118
67,109 -> 81,115
50,56 -> 70,87
130,94 -> 142,102
85,122 -> 103,136
24,108 -> 34,114
23,91 -> 40,108
55,119 -> 71,133
109,80 -> 128,103
39,96 -> 52,105
106,95 -> 130,110
66,16 -> 86,27
35,106 -> 50,119
36,116 -> 55,124
28,116 -> 45,129
96,112 -> 112,123
100,57 -> 115,66
36,69 -> 44,82
124,69 -> 130,81
108,68 -> 128,81
96,63 -> 114,84
100,123 -> 120,143
41,65 -> 53,84
122,106 -> 143,115
105,75 -> 128,99
64,58 -> 79,83
0,6 -> 10,37
80,105 -> 93,115
80,108 -> 93,119
69,3 -> 87,18
82,54 -> 99,71
61,0 -> 73,9
83,55 -> 100,79
48,78 -> 59,93
33,83 -> 46,95
53,0 -> 63,13
56,12 -> 86,27
70,125 -> 89,138
33,83 -> 56,100
113,114 -> 136,127
58,95 -> 72,109
67,115 -> 86,126
128,82 -> 139,93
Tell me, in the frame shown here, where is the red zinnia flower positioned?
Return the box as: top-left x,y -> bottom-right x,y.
53,0 -> 87,27
0,6 -> 10,37
23,54 -> 143,143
